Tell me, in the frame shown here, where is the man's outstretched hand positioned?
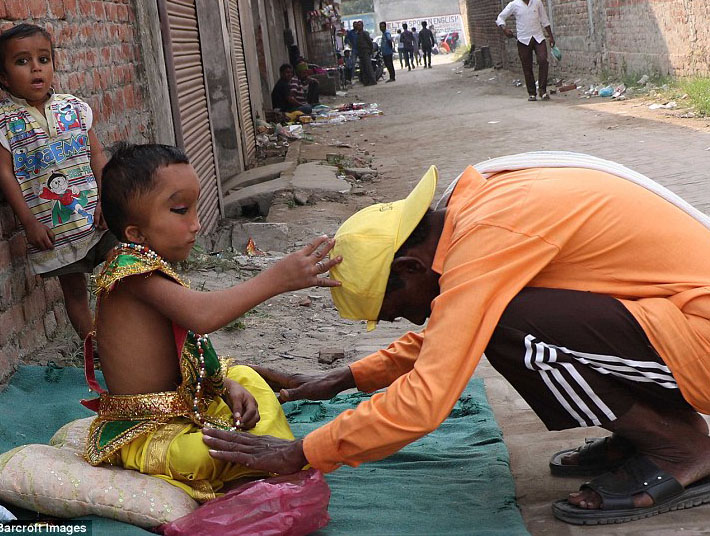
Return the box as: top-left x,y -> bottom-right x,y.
251,365 -> 356,403
203,428 -> 308,475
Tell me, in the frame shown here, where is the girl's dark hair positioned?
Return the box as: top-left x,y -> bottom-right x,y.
0,24 -> 55,88
101,143 -> 190,240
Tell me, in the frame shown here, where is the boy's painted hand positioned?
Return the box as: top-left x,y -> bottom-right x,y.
225,379 -> 260,429
25,219 -> 55,250
270,235 -> 342,292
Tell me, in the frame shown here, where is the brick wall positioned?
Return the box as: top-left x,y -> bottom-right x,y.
466,0 -> 710,77
0,1 -> 155,382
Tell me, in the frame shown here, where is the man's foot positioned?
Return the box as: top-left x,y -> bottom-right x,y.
528,95 -> 537,101
566,402 -> 710,511
550,435 -> 636,476
386,78 -> 395,83
408,67 -> 411,71
541,92 -> 550,100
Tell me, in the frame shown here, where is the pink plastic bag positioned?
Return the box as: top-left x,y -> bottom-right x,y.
159,469 -> 331,536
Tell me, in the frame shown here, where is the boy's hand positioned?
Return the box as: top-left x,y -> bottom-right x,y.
251,365 -> 354,403
224,378 -> 260,429
25,219 -> 55,250
269,235 -> 342,292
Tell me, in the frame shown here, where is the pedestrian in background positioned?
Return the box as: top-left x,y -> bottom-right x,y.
396,29 -> 404,69
419,21 -> 435,68
355,21 -> 377,86
400,23 -> 415,71
379,22 -> 396,83
411,26 -> 422,66
497,0 -> 555,101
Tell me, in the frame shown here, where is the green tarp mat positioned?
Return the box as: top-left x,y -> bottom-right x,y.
0,365 -> 528,535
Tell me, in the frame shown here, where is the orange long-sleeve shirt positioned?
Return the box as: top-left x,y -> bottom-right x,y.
303,166 -> 710,472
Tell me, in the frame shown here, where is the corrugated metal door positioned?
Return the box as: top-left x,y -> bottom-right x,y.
226,0 -> 257,167
160,0 -> 221,233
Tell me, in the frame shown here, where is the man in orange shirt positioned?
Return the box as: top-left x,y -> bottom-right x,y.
204,160 -> 710,525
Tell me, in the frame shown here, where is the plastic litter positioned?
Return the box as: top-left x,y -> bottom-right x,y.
649,101 -> 677,110
637,74 -> 650,85
551,45 -> 562,61
598,86 -> 614,97
0,505 -> 16,521
159,469 -> 331,536
612,84 -> 626,98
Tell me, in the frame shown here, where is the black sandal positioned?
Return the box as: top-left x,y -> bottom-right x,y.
552,455 -> 710,525
549,436 -> 635,477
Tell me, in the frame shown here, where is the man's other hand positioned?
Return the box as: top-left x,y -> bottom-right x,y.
251,365 -> 355,403
203,428 -> 308,475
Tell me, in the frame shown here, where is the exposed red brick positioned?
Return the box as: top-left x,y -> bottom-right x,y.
22,286 -> 47,323
0,303 -> 23,345
4,0 -> 31,20
0,240 -> 11,270
8,232 -> 26,260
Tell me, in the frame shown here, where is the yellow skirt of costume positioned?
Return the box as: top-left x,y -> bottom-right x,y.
118,365 -> 293,502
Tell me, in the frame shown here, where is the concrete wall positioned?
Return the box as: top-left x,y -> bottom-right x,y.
375,0 -> 461,22
467,0 -> 710,77
0,1 -> 157,381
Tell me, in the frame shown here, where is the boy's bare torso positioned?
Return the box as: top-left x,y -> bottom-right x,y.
97,274 -> 182,394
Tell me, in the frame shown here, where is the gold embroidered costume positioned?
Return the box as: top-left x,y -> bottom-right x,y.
82,244 -> 294,501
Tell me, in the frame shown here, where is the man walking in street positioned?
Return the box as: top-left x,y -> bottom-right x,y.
355,21 -> 377,86
400,23 -> 415,71
497,0 -> 555,101
418,21 -> 435,68
379,21 -> 396,83
203,153 -> 710,526
411,25 -> 422,66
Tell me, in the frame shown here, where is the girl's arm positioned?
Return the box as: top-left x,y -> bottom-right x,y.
0,146 -> 54,249
88,129 -> 108,230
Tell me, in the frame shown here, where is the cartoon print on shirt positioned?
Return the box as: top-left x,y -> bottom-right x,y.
8,114 -> 26,135
54,102 -> 81,132
39,171 -> 93,226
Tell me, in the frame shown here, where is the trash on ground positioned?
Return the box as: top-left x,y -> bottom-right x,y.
245,238 -> 265,257
512,79 -> 523,87
637,74 -> 650,85
487,121 -> 500,124
649,101 -> 677,110
558,83 -> 577,92
598,86 -> 614,97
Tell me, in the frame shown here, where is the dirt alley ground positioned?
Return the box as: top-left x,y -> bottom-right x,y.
33,53 -> 710,535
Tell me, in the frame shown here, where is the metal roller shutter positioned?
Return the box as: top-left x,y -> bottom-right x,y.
160,0 -> 221,233
226,0 -> 257,168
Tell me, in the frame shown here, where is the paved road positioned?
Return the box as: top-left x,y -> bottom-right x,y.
314,56 -> 710,535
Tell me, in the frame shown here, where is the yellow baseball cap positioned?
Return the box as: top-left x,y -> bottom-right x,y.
330,166 -> 438,330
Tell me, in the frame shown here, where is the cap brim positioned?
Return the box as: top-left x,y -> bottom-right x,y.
395,166 -> 438,250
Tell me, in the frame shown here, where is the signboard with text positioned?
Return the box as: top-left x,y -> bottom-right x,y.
385,14 -> 466,45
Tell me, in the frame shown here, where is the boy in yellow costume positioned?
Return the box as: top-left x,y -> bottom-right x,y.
82,143 -> 340,501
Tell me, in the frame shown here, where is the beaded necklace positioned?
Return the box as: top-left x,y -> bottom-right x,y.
118,242 -> 238,431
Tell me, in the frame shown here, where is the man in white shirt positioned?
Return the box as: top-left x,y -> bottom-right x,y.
497,0 -> 555,101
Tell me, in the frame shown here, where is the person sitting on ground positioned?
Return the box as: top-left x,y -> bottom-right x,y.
271,63 -> 311,115
81,142 -> 341,501
290,62 -> 320,112
201,155 -> 710,525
